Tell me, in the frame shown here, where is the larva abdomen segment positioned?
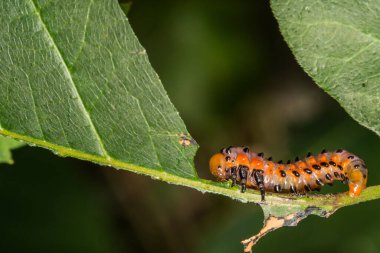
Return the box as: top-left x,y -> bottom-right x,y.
209,147 -> 368,200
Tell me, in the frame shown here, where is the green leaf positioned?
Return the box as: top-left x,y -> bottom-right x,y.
270,0 -> 380,137
119,2 -> 132,15
0,0 -> 199,178
0,136 -> 24,164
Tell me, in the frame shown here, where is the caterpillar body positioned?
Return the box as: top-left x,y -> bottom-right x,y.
209,147 -> 368,201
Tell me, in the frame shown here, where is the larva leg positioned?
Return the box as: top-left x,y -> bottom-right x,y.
253,170 -> 265,201
239,165 -> 248,193
230,166 -> 237,187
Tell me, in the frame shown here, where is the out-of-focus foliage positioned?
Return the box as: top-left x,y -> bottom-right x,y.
271,0 -> 380,137
117,1 -> 380,252
0,148 -> 123,253
0,136 -> 24,164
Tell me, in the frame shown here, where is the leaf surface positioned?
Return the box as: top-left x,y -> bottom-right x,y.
0,136 -> 24,164
271,0 -> 380,136
0,0 -> 198,178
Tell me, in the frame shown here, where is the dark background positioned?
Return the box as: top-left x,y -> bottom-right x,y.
1,1 -> 380,252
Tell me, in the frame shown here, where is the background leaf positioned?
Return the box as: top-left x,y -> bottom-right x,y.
270,0 -> 380,137
0,136 -> 24,164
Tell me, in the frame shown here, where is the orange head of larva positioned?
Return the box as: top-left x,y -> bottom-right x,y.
209,153 -> 228,181
348,163 -> 368,197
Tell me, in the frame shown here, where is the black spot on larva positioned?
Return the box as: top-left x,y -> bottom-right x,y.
295,157 -> 299,162
364,175 -> 367,179
334,172 -> 340,178
325,173 -> 332,180
321,149 -> 327,154
320,162 -> 329,167
287,160 -> 291,164
243,147 -> 249,153
338,165 -> 343,171
267,157 -> 272,161
304,184 -> 311,192
312,164 -> 321,170
217,165 -> 222,169
354,164 -> 360,168
316,179 -> 323,186
274,185 -> 282,193
304,168 -> 312,174
290,185 -> 297,193
340,173 -> 345,179
226,146 -> 232,154
278,160 -> 283,164
348,155 -> 354,159
307,152 -> 312,157
220,148 -> 224,153
336,149 -> 343,153
258,152 -> 264,157
280,170 -> 286,177
329,161 -> 336,166
257,169 -> 264,174
225,156 -> 231,162
292,171 -> 300,177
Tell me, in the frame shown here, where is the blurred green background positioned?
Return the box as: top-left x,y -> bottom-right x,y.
1,0 -> 380,252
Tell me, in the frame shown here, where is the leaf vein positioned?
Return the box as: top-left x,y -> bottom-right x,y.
69,0 -> 93,68
20,67 -> 46,140
297,20 -> 380,44
111,72 -> 163,169
28,0 -> 110,158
